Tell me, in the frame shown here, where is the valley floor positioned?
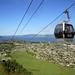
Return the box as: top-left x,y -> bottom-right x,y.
0,41 -> 75,75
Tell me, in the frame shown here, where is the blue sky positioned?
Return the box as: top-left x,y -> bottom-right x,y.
0,0 -> 75,35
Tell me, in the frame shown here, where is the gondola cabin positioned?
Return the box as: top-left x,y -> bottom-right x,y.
54,22 -> 74,39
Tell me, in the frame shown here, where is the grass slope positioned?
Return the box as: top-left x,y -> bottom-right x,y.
11,51 -> 75,75
0,62 -> 33,75
0,64 -> 6,75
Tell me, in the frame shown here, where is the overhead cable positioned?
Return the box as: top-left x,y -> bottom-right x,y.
21,0 -> 44,32
11,0 -> 34,40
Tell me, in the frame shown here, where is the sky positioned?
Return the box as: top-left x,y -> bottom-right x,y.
0,0 -> 75,35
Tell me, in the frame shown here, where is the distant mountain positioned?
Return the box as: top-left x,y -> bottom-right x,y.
0,34 -> 57,42
22,34 -> 54,37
